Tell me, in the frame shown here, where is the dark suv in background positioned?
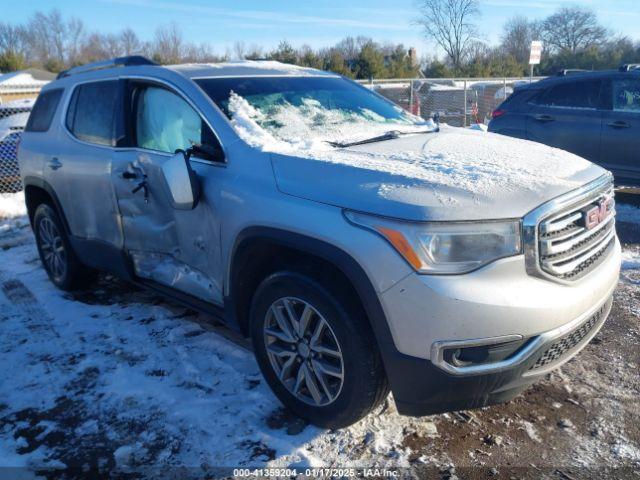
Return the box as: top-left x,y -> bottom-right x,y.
489,65 -> 640,188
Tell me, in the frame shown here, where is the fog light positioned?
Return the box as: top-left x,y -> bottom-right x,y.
444,339 -> 529,368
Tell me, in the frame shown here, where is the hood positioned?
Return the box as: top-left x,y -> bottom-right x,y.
270,128 -> 607,222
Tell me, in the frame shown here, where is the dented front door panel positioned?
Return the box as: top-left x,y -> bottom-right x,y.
111,149 -> 223,304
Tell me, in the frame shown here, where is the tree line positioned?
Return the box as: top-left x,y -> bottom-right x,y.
419,1 -> 640,77
0,6 -> 639,79
0,10 -> 419,79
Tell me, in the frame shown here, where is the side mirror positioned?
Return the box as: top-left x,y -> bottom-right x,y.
160,150 -> 201,210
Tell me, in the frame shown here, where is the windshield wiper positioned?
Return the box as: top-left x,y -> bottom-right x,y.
328,128 -> 437,148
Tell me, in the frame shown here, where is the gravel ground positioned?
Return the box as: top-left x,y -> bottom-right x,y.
0,195 -> 638,479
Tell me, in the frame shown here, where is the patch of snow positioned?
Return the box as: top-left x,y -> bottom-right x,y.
621,248 -> 640,270
228,93 -> 591,198
0,192 -> 27,219
0,97 -> 35,110
171,60 -> 334,79
0,111 -> 29,139
522,421 -> 542,443
373,82 -> 410,90
611,441 -> 640,461
227,91 -> 431,149
427,83 -> 462,92
0,72 -> 48,88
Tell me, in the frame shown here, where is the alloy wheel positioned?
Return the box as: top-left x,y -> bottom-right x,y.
38,217 -> 67,282
263,297 -> 345,407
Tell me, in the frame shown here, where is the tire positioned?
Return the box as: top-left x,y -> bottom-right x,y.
250,271 -> 389,429
33,203 -> 95,291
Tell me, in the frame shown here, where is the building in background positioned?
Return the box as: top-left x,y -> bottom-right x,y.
0,69 -> 53,103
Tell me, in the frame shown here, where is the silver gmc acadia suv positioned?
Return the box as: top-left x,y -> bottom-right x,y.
18,56 -> 621,428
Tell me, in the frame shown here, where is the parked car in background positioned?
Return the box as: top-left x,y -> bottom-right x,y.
19,56 -> 620,428
489,66 -> 640,188
0,98 -> 34,192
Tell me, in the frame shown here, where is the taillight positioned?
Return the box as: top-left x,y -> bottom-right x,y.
491,109 -> 506,119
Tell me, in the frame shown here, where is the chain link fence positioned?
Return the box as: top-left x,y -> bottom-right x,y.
1,81 -> 42,193
360,77 -> 544,127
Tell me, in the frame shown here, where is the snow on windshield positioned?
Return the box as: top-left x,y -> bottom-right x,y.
227,92 -> 434,149
227,92 -> 592,197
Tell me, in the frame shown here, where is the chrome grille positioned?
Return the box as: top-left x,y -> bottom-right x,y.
536,179 -> 616,281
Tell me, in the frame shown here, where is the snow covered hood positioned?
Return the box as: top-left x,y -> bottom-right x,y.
270,128 -> 607,221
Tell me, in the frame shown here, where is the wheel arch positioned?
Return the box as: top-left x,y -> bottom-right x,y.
227,227 -> 395,355
23,176 -> 71,234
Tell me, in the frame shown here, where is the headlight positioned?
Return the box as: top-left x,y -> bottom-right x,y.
345,211 -> 522,274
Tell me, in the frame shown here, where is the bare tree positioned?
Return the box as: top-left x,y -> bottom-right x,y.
120,28 -> 141,56
500,16 -> 543,65
20,9 -> 85,69
151,23 -> 183,64
66,17 -> 85,65
232,41 -> 246,60
244,44 -> 264,60
542,7 -> 607,54
0,23 -> 28,56
416,0 -> 479,71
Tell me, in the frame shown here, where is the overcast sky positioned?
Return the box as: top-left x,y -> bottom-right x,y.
4,0 -> 640,57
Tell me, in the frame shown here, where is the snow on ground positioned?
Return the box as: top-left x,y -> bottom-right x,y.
0,193 -> 639,477
0,192 -> 27,219
468,123 -> 488,132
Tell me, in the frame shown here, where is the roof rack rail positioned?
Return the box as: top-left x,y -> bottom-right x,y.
56,55 -> 158,79
619,64 -> 640,72
556,69 -> 591,76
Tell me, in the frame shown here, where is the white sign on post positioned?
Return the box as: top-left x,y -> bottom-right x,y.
529,41 -> 543,65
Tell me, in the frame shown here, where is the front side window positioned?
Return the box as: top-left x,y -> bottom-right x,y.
613,79 -> 640,112
534,80 -> 603,109
135,86 -> 209,154
66,81 -> 118,146
25,89 -> 63,133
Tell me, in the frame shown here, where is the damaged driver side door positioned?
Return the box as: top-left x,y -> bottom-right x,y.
111,79 -> 225,305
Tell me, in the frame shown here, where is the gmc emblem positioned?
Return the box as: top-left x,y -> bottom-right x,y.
582,197 -> 614,230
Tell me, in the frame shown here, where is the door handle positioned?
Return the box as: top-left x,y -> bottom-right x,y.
47,157 -> 62,170
123,165 -> 149,202
533,114 -> 554,123
607,120 -> 631,129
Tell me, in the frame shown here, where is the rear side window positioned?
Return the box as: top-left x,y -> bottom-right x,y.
496,88 -> 527,109
613,79 -> 640,112
25,89 -> 63,132
534,80 -> 603,109
66,81 -> 118,146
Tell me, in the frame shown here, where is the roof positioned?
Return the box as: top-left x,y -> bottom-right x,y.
533,68 -> 640,89
167,60 -> 338,79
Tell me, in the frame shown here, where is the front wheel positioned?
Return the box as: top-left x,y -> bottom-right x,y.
250,271 -> 389,429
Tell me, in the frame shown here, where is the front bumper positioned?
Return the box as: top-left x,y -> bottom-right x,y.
377,238 -> 620,416
389,293 -> 612,416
